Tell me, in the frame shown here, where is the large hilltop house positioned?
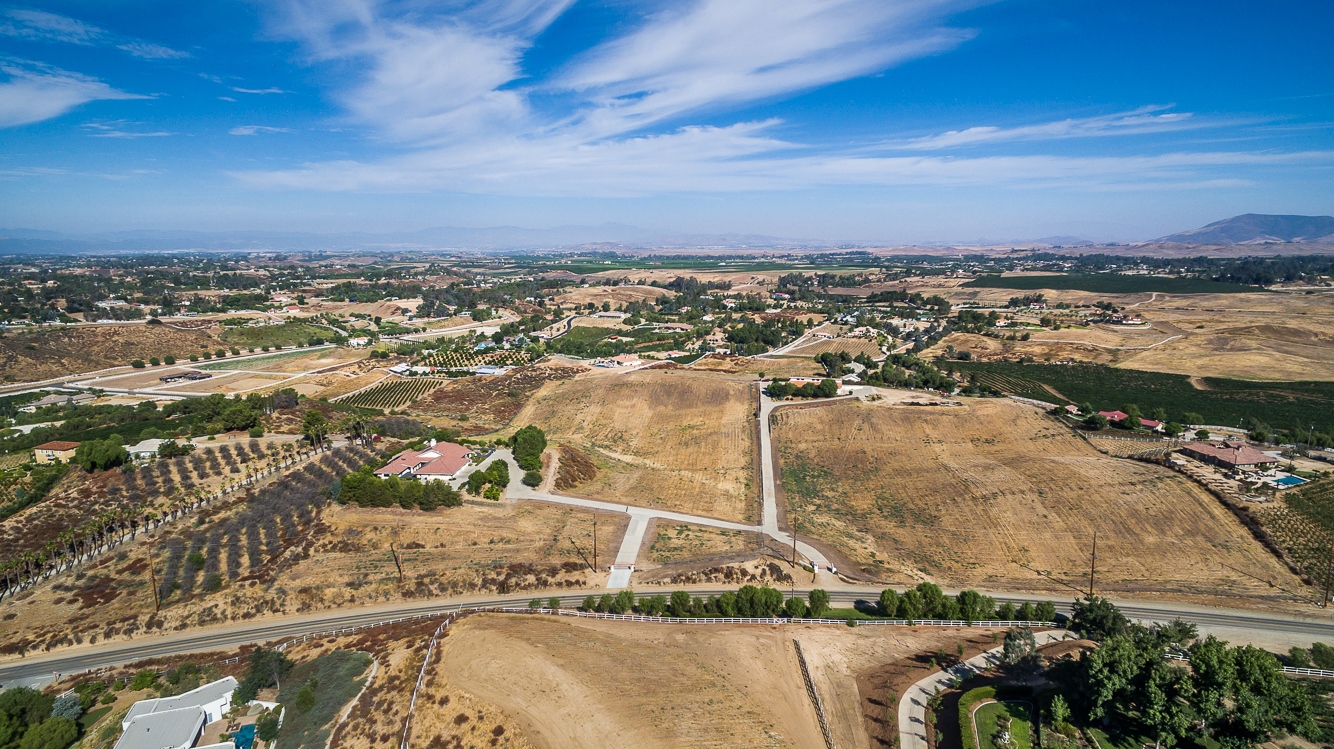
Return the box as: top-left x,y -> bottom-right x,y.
375,440 -> 474,482
115,677 -> 241,749
1180,441 -> 1280,472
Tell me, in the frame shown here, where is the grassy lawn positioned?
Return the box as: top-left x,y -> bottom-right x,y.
275,650 -> 374,749
220,322 -> 335,349
975,701 -> 1032,749
79,706 -> 112,731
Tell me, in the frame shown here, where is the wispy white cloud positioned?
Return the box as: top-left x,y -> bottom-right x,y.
0,60 -> 148,127
229,125 -> 295,135
557,0 -> 976,136
217,96 -> 237,102
1,9 -> 190,59
239,1 -> 1324,198
83,121 -> 172,138
117,41 -> 191,60
890,106 -> 1212,150
0,9 -> 100,45
230,86 -> 289,95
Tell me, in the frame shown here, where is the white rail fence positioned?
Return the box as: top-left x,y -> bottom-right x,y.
793,639 -> 837,749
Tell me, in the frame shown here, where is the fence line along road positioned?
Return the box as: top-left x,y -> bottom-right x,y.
793,639 -> 837,749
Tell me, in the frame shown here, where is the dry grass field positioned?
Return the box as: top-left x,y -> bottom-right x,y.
514,369 -> 757,522
772,397 -> 1306,607
555,285 -> 675,306
644,522 -> 753,565
0,324 -> 220,382
439,614 -> 821,749
927,289 -> 1334,381
276,500 -> 614,604
439,613 -> 1016,749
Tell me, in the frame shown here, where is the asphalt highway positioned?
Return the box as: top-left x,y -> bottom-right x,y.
5,587 -> 1334,689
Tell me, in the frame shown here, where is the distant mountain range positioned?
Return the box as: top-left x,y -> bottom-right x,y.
1157,214 -> 1334,245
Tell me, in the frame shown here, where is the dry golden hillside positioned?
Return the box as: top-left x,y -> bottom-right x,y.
514,369 -> 757,521
773,397 -> 1306,607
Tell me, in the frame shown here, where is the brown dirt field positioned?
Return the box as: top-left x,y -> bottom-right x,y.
0,325 -> 220,382
408,362 -> 586,434
254,349 -> 366,374
439,614 -> 823,749
554,286 -> 675,305
514,369 -> 757,522
772,397 -> 1308,608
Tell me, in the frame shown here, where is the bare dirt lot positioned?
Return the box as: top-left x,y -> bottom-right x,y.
783,337 -> 883,359
439,613 -> 1018,749
772,396 -> 1307,608
514,369 -> 757,522
0,324 -> 220,382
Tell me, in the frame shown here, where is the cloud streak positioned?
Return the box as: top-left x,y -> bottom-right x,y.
229,125 -> 295,135
1,9 -> 189,59
0,60 -> 148,128
890,106 -> 1213,150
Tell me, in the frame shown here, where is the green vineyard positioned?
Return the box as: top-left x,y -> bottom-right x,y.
1258,478 -> 1334,593
340,378 -> 447,410
417,348 -> 532,369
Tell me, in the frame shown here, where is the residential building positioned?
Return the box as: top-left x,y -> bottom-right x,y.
594,354 -> 641,368
20,392 -> 95,412
33,441 -> 79,463
128,439 -> 165,461
114,678 -> 239,749
375,441 -> 474,481
1180,441 -> 1280,472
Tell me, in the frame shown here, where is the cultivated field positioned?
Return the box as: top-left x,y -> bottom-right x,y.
772,397 -> 1306,607
339,378 -> 446,410
782,337 -> 882,359
0,324 -> 220,383
514,369 -> 757,522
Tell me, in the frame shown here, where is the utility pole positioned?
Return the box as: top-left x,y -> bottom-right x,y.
148,542 -> 160,613
1323,545 -> 1333,608
1088,531 -> 1097,598
593,514 -> 598,572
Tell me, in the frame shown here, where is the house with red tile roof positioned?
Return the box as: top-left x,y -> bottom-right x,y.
1180,441 -> 1279,472
374,441 -> 474,481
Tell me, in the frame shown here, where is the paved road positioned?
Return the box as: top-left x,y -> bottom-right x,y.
899,630 -> 1070,749
7,585 -> 1334,691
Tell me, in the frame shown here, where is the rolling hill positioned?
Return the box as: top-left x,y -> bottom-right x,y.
1158,213 -> 1334,244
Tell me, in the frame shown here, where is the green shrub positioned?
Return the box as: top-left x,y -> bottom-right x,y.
958,686 -> 997,749
521,470 -> 542,487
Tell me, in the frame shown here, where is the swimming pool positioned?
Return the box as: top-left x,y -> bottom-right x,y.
1275,476 -> 1307,487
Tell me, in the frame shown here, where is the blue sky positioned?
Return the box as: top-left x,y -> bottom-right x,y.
1,0 -> 1332,242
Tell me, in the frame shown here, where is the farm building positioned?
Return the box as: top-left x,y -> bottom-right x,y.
32,440 -> 79,464
1180,441 -> 1280,472
375,440 -> 474,481
159,372 -> 213,383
